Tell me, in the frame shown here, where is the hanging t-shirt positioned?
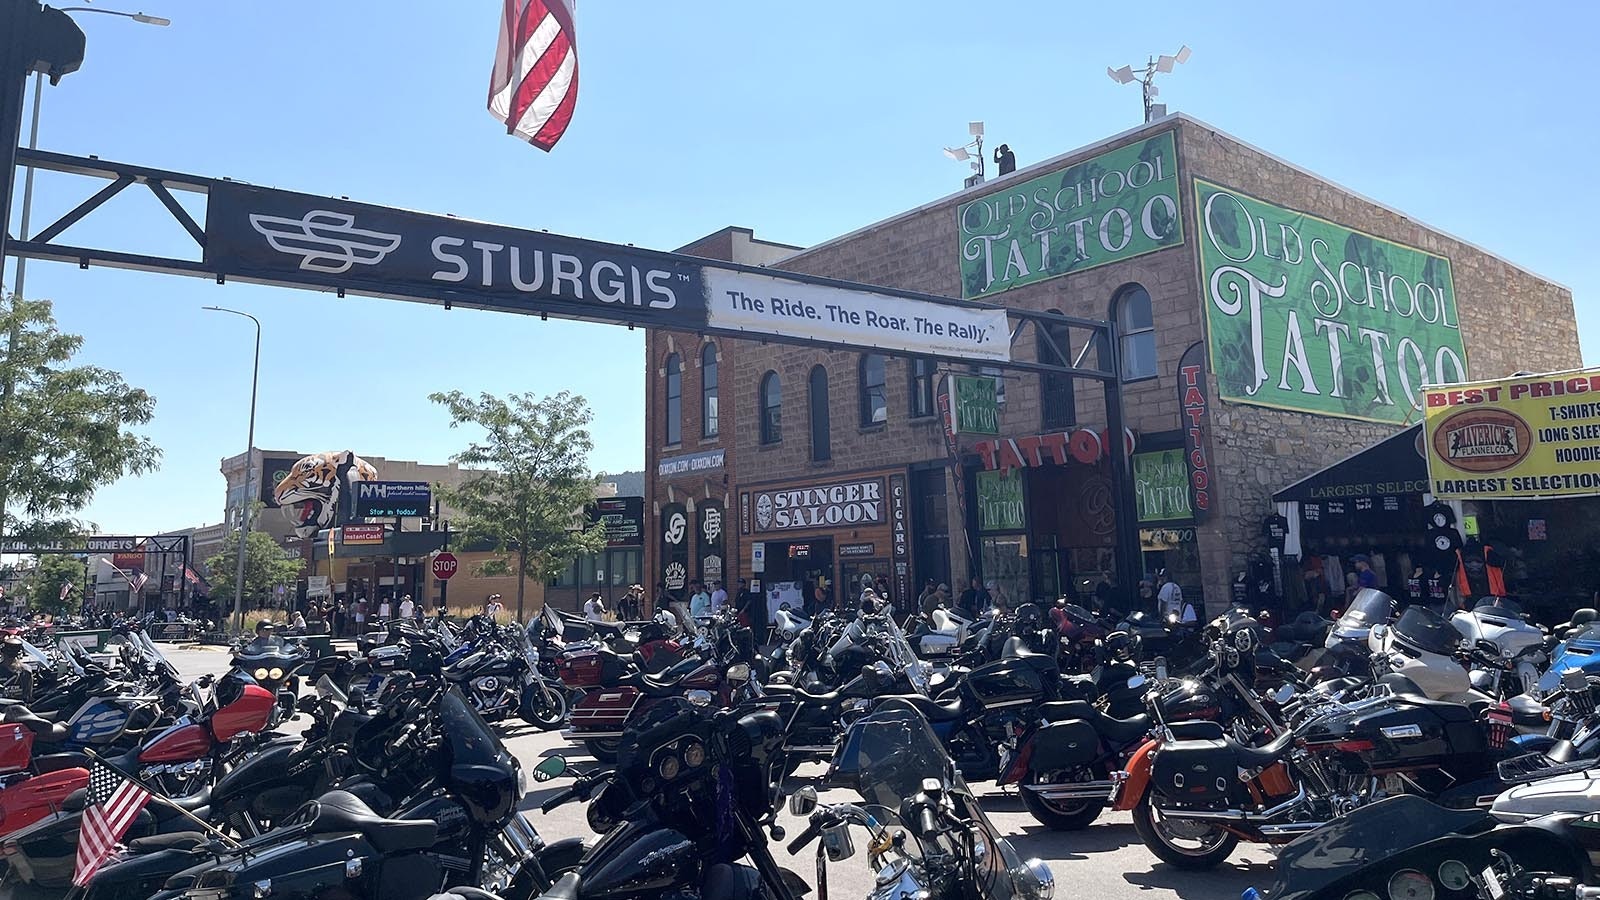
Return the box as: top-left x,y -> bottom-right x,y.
1425,571 -> 1452,607
1262,514 -> 1289,550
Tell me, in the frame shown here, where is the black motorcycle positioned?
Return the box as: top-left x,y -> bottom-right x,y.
444,621 -> 568,730
231,635 -> 307,726
535,696 -> 810,900
1257,794 -> 1595,900
91,681 -> 580,900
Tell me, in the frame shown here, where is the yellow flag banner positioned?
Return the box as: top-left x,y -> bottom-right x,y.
1423,372 -> 1600,500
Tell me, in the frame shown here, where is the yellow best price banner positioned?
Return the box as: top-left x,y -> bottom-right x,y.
1423,372 -> 1600,499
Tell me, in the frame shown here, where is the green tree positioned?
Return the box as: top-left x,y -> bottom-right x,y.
204,529 -> 302,615
22,553 -> 87,615
429,390 -> 606,622
0,293 -> 159,539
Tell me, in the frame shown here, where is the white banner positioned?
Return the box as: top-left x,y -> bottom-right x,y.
704,268 -> 1011,363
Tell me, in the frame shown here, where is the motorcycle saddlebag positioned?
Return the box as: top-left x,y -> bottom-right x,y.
1030,719 -> 1101,772
1151,739 -> 1235,804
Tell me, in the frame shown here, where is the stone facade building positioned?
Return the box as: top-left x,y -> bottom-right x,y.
644,114 -> 1580,615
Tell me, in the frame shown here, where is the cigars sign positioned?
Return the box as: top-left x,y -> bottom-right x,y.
749,479 -> 887,533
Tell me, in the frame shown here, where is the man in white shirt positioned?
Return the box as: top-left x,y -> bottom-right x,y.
1157,570 -> 1197,623
584,592 -> 606,622
708,581 -> 727,613
398,595 -> 414,620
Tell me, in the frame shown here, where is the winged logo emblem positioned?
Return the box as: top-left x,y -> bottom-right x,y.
248,209 -> 403,275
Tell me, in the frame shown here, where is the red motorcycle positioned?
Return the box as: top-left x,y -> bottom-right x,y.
561,612 -> 755,761
0,670 -> 276,844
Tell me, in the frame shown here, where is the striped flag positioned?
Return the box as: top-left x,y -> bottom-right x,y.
73,759 -> 152,886
487,0 -> 579,151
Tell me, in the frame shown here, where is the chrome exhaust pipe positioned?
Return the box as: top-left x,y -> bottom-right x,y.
1156,784 -> 1309,822
1023,781 -> 1117,801
1258,821 -> 1329,837
560,729 -> 625,740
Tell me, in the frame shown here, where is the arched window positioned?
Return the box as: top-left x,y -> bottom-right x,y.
1115,284 -> 1156,381
664,353 -> 682,445
909,358 -> 936,418
809,365 -> 831,462
701,343 -> 719,438
759,371 -> 781,444
1038,310 -> 1075,428
859,353 -> 887,425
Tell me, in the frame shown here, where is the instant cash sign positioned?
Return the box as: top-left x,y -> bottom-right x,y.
1423,372 -> 1600,500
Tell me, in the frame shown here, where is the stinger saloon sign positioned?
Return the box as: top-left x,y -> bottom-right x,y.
750,479 -> 887,533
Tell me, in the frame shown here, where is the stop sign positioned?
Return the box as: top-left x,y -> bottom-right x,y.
432,552 -> 459,581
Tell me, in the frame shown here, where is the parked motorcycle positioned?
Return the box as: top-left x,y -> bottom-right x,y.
230,633 -> 307,726
794,703 -> 1053,900
1455,598 -> 1550,699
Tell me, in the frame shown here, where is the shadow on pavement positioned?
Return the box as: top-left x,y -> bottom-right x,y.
1122,858 -> 1273,898
1008,822 -> 1141,858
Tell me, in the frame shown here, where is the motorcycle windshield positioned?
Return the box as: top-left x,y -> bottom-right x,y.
832,706 -> 958,809
1270,795 -> 1493,900
1340,589 -> 1396,628
1393,606 -> 1463,657
1473,597 -> 1525,618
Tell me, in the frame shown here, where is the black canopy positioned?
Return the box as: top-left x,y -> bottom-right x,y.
1273,424 -> 1427,503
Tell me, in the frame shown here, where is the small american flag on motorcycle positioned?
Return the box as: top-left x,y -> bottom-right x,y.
73,759 -> 152,886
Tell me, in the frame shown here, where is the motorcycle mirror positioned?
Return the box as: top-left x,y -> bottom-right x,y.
532,756 -> 568,783
822,822 -> 856,862
789,785 -> 819,816
1476,639 -> 1500,656
686,690 -> 714,708
1272,683 -> 1296,705
1370,623 -> 1387,639
1127,674 -> 1147,690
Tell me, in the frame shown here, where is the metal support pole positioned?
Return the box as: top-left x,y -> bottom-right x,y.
1100,326 -> 1143,609
205,308 -> 261,634
0,0 -> 35,275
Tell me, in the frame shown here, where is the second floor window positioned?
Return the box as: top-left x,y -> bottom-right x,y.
664,353 -> 682,445
860,353 -> 887,425
701,343 -> 719,437
810,366 -> 831,461
760,371 -> 781,444
910,358 -> 936,418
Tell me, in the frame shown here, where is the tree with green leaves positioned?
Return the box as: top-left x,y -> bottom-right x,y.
21,553 -> 86,615
204,528 -> 302,615
0,293 -> 159,540
429,390 -> 606,622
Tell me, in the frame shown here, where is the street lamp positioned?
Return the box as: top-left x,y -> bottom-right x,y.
11,7 -> 169,301
203,306 -> 260,635
941,121 -> 985,188
1107,45 -> 1191,123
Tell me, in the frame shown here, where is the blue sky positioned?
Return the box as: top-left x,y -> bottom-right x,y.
5,1 -> 1594,535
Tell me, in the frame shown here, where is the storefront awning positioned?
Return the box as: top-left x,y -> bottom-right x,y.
1272,424 -> 1428,503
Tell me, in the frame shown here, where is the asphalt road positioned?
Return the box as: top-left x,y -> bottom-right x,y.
162,646 -> 1274,900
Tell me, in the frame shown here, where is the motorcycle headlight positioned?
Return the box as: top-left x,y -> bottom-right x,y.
268,667 -> 284,681
1014,858 -> 1054,900
253,667 -> 269,681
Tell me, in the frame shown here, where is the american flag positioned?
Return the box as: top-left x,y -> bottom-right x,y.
73,759 -> 152,886
487,0 -> 579,151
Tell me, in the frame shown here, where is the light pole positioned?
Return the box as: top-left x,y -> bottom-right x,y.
12,8 -> 168,301
0,7 -> 166,547
204,306 -> 260,634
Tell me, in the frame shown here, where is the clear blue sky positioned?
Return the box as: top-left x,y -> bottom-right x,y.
5,1 -> 1594,536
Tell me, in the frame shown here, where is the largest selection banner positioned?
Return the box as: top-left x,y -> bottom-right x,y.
956,131 -> 1184,299
1424,373 -> 1600,500
1196,180 -> 1468,424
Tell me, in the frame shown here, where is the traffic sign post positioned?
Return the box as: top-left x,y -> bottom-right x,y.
432,550 -> 457,618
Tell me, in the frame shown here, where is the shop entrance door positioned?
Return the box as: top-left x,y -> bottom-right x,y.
840,558 -> 891,609
760,538 -> 834,616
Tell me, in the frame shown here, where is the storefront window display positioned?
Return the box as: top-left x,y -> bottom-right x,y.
980,535 -> 1029,611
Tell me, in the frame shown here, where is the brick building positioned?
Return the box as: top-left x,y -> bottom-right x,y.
644,115 -> 1580,615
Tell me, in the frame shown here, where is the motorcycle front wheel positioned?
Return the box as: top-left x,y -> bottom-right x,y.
520,683 -> 568,731
1131,795 -> 1239,870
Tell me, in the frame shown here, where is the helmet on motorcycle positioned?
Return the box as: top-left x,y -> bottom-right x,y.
1101,630 -> 1137,659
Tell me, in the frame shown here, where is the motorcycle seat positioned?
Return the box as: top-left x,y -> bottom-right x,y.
309,790 -> 438,853
539,872 -> 582,900
1229,730 -> 1296,769
930,609 -> 958,633
1038,701 -> 1150,743
758,683 -> 842,706
126,831 -> 207,853
32,752 -> 89,774
3,706 -> 69,743
1398,694 -> 1478,724
876,694 -> 966,723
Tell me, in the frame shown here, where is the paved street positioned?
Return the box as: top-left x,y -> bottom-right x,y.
162,645 -> 1273,900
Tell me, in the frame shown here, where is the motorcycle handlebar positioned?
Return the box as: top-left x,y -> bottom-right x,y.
539,784 -> 579,813
786,818 -> 823,854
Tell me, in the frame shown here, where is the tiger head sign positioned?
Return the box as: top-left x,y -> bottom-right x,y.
273,451 -> 379,538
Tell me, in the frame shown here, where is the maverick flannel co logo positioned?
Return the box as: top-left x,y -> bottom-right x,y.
249,210 -> 403,275
1434,409 -> 1533,473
